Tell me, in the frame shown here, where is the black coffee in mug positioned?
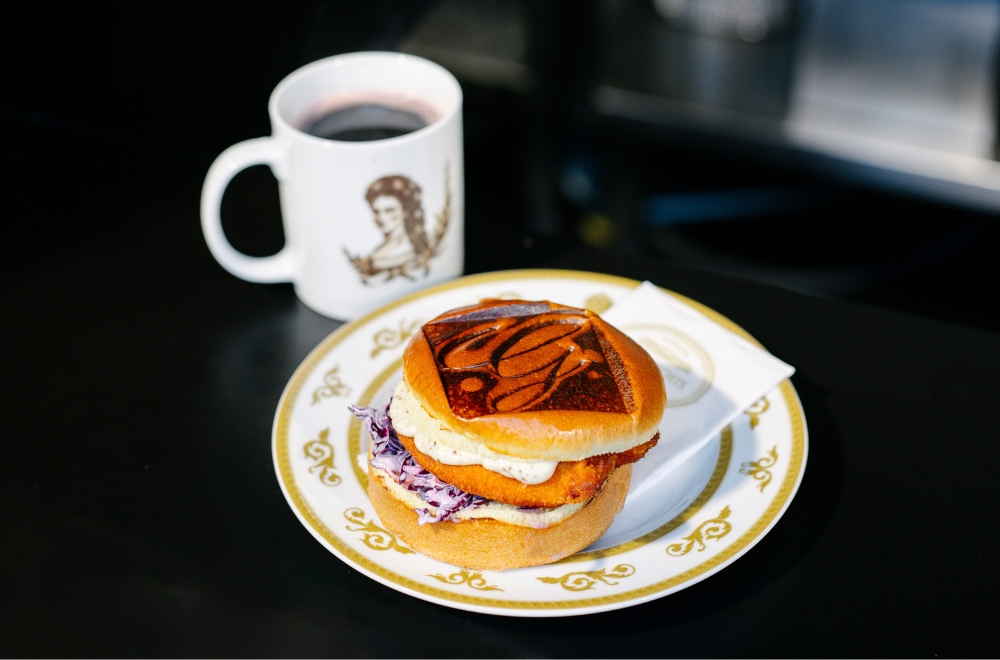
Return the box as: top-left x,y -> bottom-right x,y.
297,90 -> 442,142
304,104 -> 427,141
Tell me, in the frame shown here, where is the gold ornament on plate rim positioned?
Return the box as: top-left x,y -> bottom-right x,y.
584,293 -> 613,314
666,506 -> 733,556
741,445 -> 778,493
744,396 -> 770,429
303,428 -> 340,486
428,569 -> 503,592
537,564 -> 636,591
344,508 -> 414,554
311,365 -> 351,405
371,318 -> 421,359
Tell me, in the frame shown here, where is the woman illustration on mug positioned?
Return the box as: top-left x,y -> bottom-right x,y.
345,171 -> 451,284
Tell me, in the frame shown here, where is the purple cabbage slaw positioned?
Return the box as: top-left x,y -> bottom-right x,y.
350,402 -> 486,524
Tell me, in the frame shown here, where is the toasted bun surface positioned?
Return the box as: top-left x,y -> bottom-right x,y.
398,431 -> 657,508
402,300 -> 666,461
368,463 -> 632,570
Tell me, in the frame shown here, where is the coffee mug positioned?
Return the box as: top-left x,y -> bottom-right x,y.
201,52 -> 464,320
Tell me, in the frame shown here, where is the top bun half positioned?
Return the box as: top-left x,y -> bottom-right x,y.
401,300 -> 666,461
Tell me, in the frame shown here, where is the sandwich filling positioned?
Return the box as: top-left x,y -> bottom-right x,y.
351,403 -> 582,527
373,470 -> 583,528
389,380 -> 560,484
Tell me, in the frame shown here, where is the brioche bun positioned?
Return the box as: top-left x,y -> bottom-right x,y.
368,463 -> 632,570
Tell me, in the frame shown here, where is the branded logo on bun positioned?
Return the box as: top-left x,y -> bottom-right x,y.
423,301 -> 628,415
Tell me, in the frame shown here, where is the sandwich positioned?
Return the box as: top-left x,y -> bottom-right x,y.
350,299 -> 666,570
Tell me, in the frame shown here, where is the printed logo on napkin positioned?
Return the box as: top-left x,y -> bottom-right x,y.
601,282 -> 795,500
619,324 -> 714,408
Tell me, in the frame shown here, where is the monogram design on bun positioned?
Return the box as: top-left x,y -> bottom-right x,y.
421,300 -> 630,418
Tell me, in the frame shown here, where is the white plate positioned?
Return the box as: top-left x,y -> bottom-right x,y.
273,269 -> 808,617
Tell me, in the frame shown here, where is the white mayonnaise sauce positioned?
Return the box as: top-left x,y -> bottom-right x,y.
389,381 -> 560,485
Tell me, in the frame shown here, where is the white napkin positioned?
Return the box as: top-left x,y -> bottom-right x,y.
601,281 -> 795,500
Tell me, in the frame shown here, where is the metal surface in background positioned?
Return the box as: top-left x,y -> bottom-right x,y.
596,0 -> 1000,210
397,0 -> 532,92
401,0 -> 1000,211
786,0 -> 1000,207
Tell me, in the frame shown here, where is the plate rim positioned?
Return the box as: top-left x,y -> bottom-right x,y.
272,268 -> 808,616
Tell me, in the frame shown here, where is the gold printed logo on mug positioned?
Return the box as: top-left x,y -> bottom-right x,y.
422,301 -> 631,419
344,165 -> 452,284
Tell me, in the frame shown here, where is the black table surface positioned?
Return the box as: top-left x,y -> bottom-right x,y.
4,157 -> 1000,658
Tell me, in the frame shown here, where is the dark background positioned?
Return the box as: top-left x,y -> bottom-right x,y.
4,0 -> 999,332
3,1 -> 999,656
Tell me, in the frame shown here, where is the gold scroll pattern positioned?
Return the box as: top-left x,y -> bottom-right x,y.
744,396 -> 770,429
371,318 -> 421,359
344,508 -> 414,554
428,569 -> 503,592
741,446 -> 778,493
584,293 -> 613,314
537,564 -> 635,591
666,506 -> 733,556
311,365 -> 351,405
304,429 -> 340,486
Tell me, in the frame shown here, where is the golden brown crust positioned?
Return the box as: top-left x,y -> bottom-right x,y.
397,431 -> 658,508
612,434 -> 659,467
403,300 -> 666,461
368,463 -> 633,570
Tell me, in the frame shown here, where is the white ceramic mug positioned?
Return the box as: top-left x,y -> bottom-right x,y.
201,52 -> 464,320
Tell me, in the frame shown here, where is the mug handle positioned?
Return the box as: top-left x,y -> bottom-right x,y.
200,137 -> 295,282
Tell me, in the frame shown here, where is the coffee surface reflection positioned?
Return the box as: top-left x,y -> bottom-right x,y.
303,103 -> 427,142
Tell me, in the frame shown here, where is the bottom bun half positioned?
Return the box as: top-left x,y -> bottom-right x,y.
367,463 -> 632,571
